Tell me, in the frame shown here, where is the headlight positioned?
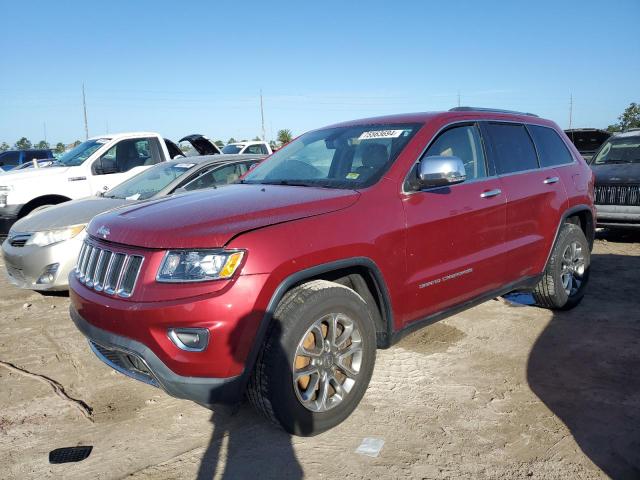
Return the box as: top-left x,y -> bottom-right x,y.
157,250 -> 244,282
26,224 -> 86,247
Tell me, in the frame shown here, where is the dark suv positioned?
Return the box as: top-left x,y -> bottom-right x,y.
0,149 -> 54,171
590,129 -> 640,229
69,108 -> 595,435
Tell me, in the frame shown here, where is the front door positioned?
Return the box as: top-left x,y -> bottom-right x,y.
90,137 -> 163,194
402,123 -> 507,324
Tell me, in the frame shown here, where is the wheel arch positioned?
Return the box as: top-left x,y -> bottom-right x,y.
543,204 -> 595,272
18,194 -> 71,218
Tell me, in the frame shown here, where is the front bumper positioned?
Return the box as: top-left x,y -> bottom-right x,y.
71,306 -> 244,405
595,204 -> 640,228
1,233 -> 84,290
0,204 -> 22,235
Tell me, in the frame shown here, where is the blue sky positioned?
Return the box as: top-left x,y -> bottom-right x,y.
1,0 -> 638,145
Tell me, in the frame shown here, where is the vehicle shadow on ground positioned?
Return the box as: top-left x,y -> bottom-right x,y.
196,311 -> 307,480
526,251 -> 640,479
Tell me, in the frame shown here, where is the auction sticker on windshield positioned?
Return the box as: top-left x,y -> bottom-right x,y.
359,130 -> 405,140
174,163 -> 196,169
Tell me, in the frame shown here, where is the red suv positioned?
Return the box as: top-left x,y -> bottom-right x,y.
69,108 -> 595,435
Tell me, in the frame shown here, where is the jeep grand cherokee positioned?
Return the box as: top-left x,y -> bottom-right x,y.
69,108 -> 595,435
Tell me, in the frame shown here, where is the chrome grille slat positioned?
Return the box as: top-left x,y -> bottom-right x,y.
75,239 -> 144,297
595,184 -> 640,206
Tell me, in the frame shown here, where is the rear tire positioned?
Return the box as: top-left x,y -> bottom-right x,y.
247,280 -> 376,436
533,223 -> 590,310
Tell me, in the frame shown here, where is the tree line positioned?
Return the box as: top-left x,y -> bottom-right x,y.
0,129 -> 294,154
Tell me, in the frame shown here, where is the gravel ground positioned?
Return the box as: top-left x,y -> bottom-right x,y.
0,232 -> 638,479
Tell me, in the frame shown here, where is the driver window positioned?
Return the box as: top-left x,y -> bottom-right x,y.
424,125 -> 487,180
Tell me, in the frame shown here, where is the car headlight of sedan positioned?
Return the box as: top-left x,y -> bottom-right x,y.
26,224 -> 86,247
157,250 -> 244,282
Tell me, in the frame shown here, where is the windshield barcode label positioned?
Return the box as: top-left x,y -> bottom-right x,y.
359,130 -> 404,140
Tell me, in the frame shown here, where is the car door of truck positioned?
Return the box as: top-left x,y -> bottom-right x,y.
402,122 -> 507,323
90,137 -> 164,194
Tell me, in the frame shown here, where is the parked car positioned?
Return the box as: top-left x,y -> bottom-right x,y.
0,149 -> 54,171
589,128 -> 640,229
0,132 -> 219,234
2,154 -> 262,291
69,108 -> 595,436
1,158 -> 57,172
222,141 -> 272,155
565,128 -> 611,161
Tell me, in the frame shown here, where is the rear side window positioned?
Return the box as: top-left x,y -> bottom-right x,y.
485,123 -> 539,174
528,125 -> 574,167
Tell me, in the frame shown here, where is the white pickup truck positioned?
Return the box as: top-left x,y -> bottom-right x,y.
0,131 -> 221,234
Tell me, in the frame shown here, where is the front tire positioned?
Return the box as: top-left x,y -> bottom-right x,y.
247,280 -> 376,436
533,223 -> 590,310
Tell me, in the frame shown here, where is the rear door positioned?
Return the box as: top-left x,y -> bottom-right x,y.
483,122 -> 568,282
402,122 -> 507,322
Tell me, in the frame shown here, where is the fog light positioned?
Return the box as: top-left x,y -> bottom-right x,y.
36,263 -> 60,284
167,328 -> 209,352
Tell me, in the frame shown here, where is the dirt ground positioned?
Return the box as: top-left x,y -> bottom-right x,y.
1,232 -> 639,480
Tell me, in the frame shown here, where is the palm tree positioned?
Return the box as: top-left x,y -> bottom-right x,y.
277,129 -> 293,146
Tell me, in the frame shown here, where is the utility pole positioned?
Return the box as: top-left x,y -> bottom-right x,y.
106,121 -> 109,134
260,89 -> 265,141
82,83 -> 89,140
43,122 -> 47,143
568,93 -> 573,130
457,91 -> 461,107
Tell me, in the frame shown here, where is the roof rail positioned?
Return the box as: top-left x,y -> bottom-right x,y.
449,106 -> 539,117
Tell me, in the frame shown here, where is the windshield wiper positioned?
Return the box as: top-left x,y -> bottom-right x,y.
254,180 -> 316,187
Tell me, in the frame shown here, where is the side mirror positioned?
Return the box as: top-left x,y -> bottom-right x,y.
417,155 -> 466,189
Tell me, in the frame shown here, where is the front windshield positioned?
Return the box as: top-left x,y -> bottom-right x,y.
592,137 -> 640,165
57,139 -> 109,166
104,161 -> 198,200
222,144 -> 243,154
242,123 -> 422,189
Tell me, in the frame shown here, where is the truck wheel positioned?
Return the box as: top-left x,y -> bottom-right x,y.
247,280 -> 376,436
533,223 -> 590,310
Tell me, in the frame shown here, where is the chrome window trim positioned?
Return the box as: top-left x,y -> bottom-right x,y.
401,118 -> 577,196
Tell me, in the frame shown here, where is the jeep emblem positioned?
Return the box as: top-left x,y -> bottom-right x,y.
97,225 -> 110,239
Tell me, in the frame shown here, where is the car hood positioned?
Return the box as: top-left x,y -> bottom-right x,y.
11,196 -> 129,233
87,184 -> 360,249
0,166 -> 72,183
591,162 -> 640,185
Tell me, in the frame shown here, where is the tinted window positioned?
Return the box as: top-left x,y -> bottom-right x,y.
528,125 -> 574,167
222,144 -> 243,154
182,164 -> 243,191
260,144 -> 269,154
424,124 -> 487,180
0,151 -> 21,166
485,123 -> 538,174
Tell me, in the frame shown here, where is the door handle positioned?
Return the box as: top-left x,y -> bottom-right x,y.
480,189 -> 502,198
543,176 -> 560,184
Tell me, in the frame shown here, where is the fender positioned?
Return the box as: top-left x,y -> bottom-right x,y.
542,204 -> 595,273
237,257 -> 395,390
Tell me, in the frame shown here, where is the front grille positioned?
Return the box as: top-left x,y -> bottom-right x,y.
76,239 -> 144,297
595,184 -> 640,206
90,341 -> 158,387
8,234 -> 31,247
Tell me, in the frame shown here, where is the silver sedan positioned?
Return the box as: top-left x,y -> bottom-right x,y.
1,154 -> 263,291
